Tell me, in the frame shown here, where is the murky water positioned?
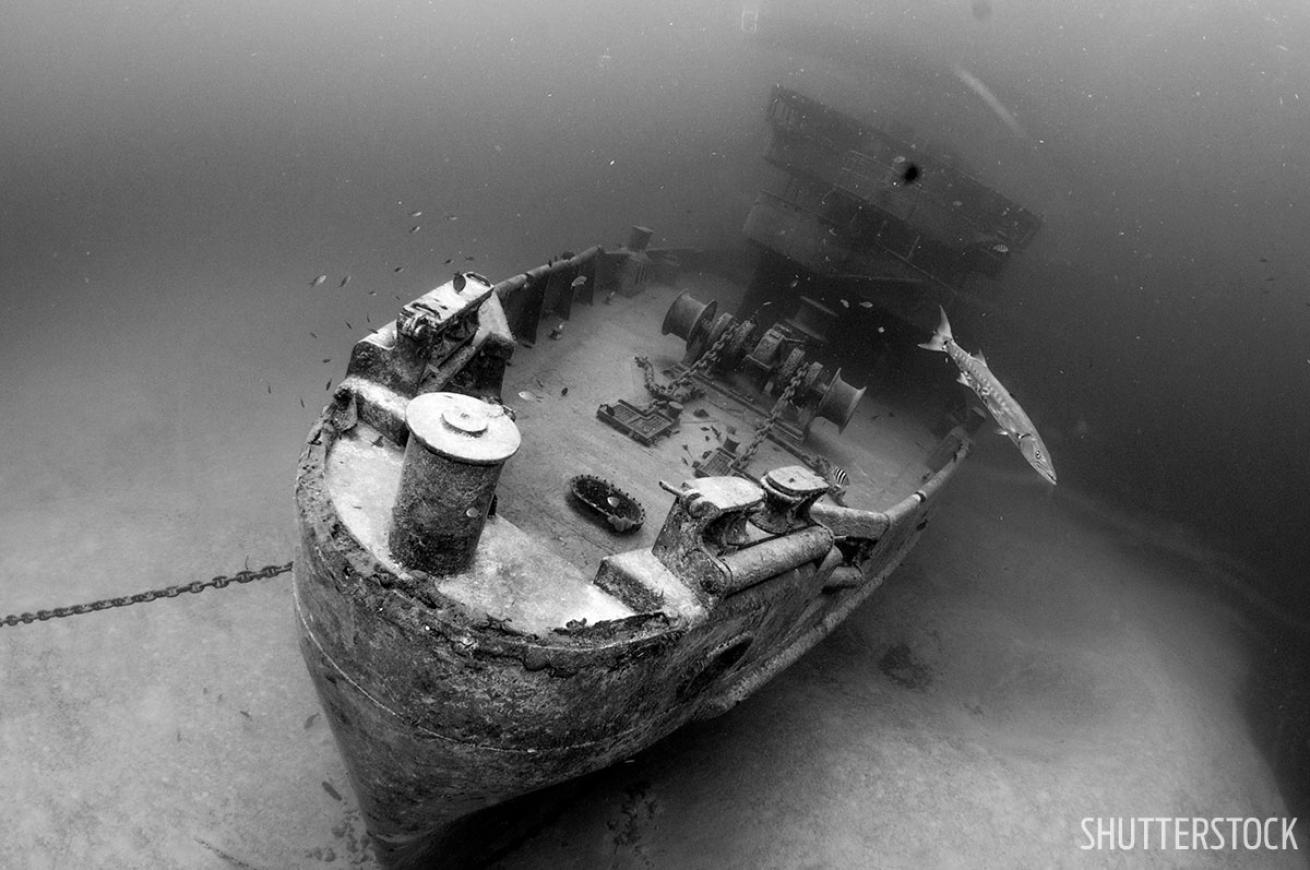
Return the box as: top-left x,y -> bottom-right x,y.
2,1 -> 1306,866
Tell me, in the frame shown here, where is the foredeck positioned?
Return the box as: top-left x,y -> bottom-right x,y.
493,272 -> 944,576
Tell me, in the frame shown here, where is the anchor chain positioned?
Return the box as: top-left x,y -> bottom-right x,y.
728,363 -> 810,475
0,561 -> 294,628
636,314 -> 739,401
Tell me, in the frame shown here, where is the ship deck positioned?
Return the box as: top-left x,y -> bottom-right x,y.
322,269 -> 957,635
493,272 -> 947,577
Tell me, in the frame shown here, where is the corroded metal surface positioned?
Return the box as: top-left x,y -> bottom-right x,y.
294,245 -> 974,868
389,393 -> 520,574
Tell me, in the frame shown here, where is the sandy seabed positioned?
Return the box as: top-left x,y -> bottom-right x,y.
0,415 -> 1300,869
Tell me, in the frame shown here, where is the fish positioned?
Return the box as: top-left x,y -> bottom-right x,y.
444,258 -> 453,264
919,306 -> 1056,484
310,274 -> 328,287
409,225 -> 421,234
322,781 -> 342,801
394,266 -> 405,274
309,331 -> 318,339
409,209 -> 423,218
339,275 -> 351,288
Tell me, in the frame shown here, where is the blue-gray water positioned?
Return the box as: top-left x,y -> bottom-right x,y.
2,0 -> 1307,866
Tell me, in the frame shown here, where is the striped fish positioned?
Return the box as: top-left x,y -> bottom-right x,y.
810,457 -> 849,504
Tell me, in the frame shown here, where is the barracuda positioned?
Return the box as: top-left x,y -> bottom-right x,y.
919,306 -> 1057,485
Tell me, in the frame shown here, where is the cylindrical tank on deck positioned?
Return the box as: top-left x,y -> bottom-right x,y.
389,392 -> 521,575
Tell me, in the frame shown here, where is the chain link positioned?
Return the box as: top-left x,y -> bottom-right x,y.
729,363 -> 810,475
637,315 -> 740,401
0,561 -> 294,629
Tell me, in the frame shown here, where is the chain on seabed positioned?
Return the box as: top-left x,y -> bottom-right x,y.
0,561 -> 294,628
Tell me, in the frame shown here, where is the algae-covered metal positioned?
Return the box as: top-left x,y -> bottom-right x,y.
294,238 -> 972,868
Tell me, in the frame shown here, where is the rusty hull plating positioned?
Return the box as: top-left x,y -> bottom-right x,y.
293,248 -> 971,868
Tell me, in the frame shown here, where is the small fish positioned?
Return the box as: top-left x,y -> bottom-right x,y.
394,266 -> 405,274
371,435 -> 384,447
322,358 -> 331,364
239,710 -> 251,720
339,275 -> 351,288
444,258 -> 453,264
345,320 -> 353,329
919,307 -> 1056,484
839,299 -> 850,308
409,209 -> 423,217
325,379 -> 332,391
299,397 -> 305,408
859,301 -> 873,309
409,225 -> 421,234
309,331 -> 318,339
561,386 -> 569,396
304,712 -> 318,729
366,313 -> 371,323
310,274 -> 328,287
265,383 -> 271,395
571,276 -> 587,287
322,781 -> 343,801
368,290 -> 377,296
465,255 -> 475,261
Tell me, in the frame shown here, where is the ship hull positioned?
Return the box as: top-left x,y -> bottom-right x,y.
295,412 -> 965,868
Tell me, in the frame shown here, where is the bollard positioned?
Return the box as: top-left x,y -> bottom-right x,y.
389,392 -> 521,574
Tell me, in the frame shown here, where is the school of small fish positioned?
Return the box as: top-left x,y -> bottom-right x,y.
285,201 -> 481,411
